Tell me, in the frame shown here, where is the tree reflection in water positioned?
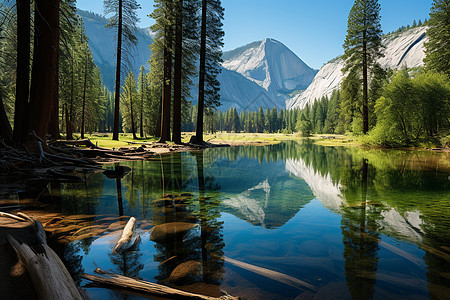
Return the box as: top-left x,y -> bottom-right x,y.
340,159 -> 382,299
148,151 -> 225,296
39,141 -> 449,299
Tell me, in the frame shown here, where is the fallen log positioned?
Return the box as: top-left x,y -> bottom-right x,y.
224,257 -> 316,291
113,217 -> 140,254
0,212 -> 27,222
6,221 -> 83,300
360,232 -> 424,267
82,268 -> 239,300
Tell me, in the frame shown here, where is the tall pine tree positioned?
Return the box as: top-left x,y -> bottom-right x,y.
343,0 -> 383,134
195,0 -> 224,143
104,0 -> 140,140
424,0 -> 450,76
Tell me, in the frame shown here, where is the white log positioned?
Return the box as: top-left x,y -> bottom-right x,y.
0,212 -> 27,222
113,217 -> 140,254
6,231 -> 83,300
83,268 -> 239,300
224,257 -> 316,291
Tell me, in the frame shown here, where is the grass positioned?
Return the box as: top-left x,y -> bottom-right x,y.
79,132 -> 360,149
80,133 -> 159,148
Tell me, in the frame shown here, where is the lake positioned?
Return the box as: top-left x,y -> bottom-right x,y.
38,141 -> 450,299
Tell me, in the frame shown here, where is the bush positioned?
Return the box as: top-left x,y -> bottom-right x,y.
366,70 -> 450,146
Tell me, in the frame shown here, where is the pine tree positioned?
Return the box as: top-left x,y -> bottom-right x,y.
424,0 -> 450,76
339,69 -> 360,133
150,0 -> 174,143
257,107 -> 265,133
13,0 -> 31,145
195,0 -> 224,143
104,0 -> 140,140
121,71 -> 138,139
343,0 -> 383,134
27,0 -> 60,141
137,65 -> 147,138
172,0 -> 199,143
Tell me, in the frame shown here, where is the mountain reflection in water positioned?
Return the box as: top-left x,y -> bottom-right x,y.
41,141 -> 449,299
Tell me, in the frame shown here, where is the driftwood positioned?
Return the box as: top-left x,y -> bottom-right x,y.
360,232 -> 424,267
6,220 -> 83,300
224,257 -> 317,291
113,217 -> 140,254
0,212 -> 28,222
83,268 -> 239,300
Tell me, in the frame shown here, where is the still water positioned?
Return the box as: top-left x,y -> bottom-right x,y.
43,141 -> 450,299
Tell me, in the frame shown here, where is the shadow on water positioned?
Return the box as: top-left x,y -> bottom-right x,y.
34,140 -> 450,299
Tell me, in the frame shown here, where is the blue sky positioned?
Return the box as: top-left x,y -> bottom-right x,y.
77,0 -> 433,69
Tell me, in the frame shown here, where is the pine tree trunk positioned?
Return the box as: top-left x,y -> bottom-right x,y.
48,42 -> 60,140
172,0 -> 183,144
0,93 -> 12,144
81,57 -> 88,139
113,0 -> 123,141
140,77 -> 144,138
362,30 -> 369,134
27,0 -> 59,142
195,0 -> 207,144
67,52 -> 75,140
65,106 -> 73,140
13,0 -> 30,145
130,92 -> 137,139
155,97 -> 162,137
159,6 -> 173,143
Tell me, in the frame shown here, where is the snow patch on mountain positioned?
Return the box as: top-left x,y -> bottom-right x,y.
287,26 -> 428,110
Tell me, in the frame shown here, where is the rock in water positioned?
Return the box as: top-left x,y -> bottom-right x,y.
168,260 -> 202,284
150,222 -> 198,243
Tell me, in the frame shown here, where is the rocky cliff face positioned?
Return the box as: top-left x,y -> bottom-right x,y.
223,38 -> 317,95
287,26 -> 428,110
79,10 -> 153,90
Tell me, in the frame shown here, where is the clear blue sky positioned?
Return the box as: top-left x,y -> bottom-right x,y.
77,0 -> 433,69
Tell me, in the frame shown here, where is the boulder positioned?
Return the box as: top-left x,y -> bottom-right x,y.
150,222 -> 198,243
168,260 -> 202,284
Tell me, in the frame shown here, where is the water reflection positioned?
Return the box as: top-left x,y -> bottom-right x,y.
38,141 -> 450,299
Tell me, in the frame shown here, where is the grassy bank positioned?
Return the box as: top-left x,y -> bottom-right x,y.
77,132 -> 362,149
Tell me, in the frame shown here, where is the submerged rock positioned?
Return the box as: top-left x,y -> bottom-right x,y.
152,198 -> 175,207
150,222 -> 198,243
168,260 -> 202,284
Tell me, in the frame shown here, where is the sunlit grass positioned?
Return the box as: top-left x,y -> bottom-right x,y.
75,132 -> 360,149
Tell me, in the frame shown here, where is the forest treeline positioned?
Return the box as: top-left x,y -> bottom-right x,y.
301,0 -> 449,147
0,0 -> 225,145
0,0 -> 448,147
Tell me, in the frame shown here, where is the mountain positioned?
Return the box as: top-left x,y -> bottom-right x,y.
188,39 -> 318,111
218,68 -> 282,111
223,38 -> 318,99
287,26 -> 428,110
78,10 -> 153,90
